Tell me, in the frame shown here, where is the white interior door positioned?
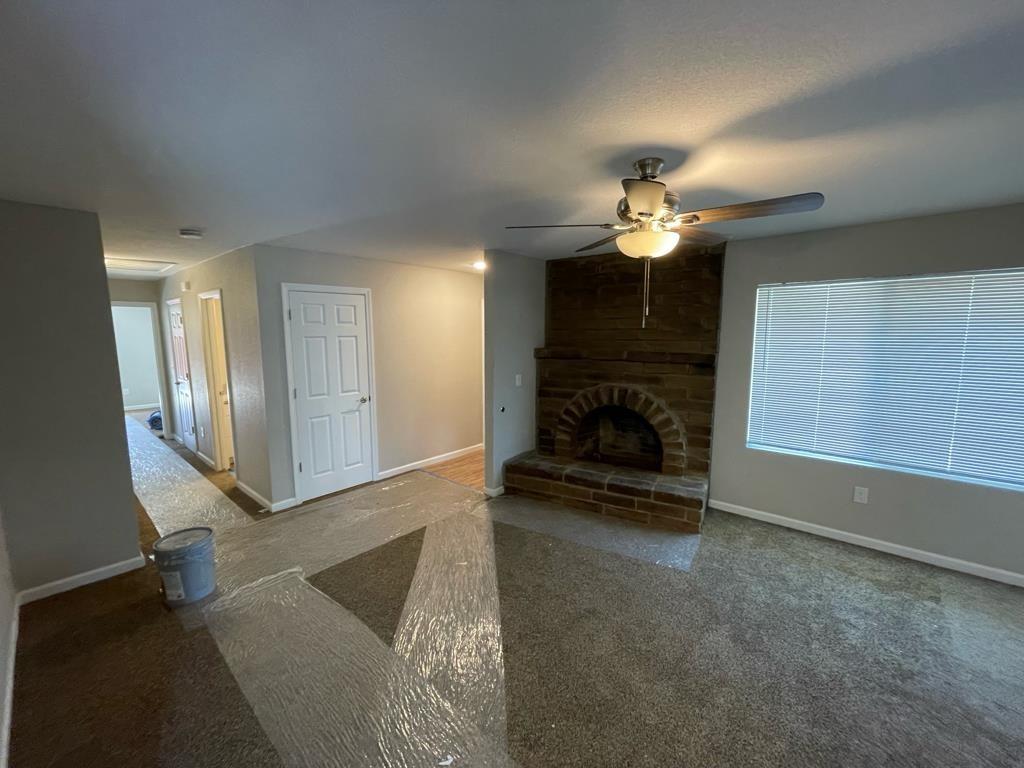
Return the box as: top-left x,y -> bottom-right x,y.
167,300 -> 197,452
288,289 -> 374,500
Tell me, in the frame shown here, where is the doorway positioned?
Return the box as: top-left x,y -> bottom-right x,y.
166,298 -> 198,452
111,301 -> 168,430
283,284 -> 378,503
198,290 -> 236,472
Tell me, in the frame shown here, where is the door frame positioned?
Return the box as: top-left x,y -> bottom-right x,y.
111,300 -> 170,422
281,283 -> 380,504
198,289 -> 237,471
165,297 -> 197,447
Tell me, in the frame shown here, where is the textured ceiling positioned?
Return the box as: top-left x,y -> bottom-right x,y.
1,1 -> 1023,275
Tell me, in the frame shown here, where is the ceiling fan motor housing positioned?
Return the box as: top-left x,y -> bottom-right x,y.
633,157 -> 665,180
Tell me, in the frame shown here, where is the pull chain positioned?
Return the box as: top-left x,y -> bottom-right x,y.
641,256 -> 652,329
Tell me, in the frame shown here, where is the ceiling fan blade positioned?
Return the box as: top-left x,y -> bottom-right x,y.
679,227 -> 728,245
505,224 -> 614,229
678,192 -> 824,224
575,232 -> 622,253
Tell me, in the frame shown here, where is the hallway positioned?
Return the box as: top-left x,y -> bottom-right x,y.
126,408 -> 266,517
124,416 -> 258,537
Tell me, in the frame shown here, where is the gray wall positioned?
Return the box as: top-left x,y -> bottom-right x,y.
160,247 -> 271,501
711,202 -> 1024,576
0,504 -> 14,765
108,278 -> 162,303
111,305 -> 162,409
483,250 -> 546,490
0,199 -> 139,590
253,245 -> 484,503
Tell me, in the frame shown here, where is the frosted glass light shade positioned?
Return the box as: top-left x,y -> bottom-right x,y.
621,179 -> 666,218
617,230 -> 680,258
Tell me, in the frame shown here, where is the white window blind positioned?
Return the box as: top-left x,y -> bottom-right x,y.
747,269 -> 1024,490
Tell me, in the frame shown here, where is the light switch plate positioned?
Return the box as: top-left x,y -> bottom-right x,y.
515,373 -> 522,387
853,486 -> 869,504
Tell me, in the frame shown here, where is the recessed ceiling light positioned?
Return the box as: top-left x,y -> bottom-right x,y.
178,227 -> 204,240
472,260 -> 487,271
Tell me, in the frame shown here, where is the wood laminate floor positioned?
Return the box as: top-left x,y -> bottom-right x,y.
423,446 -> 485,490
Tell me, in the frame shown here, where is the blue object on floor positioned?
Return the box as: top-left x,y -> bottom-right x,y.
153,527 -> 216,606
147,410 -> 162,431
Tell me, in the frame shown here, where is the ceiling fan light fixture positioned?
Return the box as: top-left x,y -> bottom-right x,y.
621,179 -> 666,219
617,229 -> 680,259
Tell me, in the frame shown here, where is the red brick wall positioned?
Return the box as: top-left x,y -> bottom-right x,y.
536,246 -> 724,475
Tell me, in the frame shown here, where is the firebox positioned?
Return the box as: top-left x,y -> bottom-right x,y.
575,405 -> 663,472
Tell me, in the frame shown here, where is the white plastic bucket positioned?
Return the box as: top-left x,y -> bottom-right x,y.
153,526 -> 216,606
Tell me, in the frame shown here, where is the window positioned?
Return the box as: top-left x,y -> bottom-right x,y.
747,269 -> 1024,490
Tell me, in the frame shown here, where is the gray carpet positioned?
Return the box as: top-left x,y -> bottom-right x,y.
493,509 -> 1024,767
305,497 -> 1024,766
308,526 -> 426,645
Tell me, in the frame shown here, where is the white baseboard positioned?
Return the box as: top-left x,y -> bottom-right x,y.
709,499 -> 1024,588
235,480 -> 272,511
17,553 -> 147,605
123,403 -> 160,412
484,485 -> 504,498
378,443 -> 484,480
270,497 -> 298,513
1,604 -> 17,768
196,451 -> 217,470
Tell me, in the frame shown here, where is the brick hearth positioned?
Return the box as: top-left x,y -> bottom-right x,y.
504,453 -> 707,533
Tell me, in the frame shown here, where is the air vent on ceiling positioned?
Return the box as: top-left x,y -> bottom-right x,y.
104,257 -> 177,275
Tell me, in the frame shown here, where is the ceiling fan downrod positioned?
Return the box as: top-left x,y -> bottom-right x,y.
641,256 -> 652,329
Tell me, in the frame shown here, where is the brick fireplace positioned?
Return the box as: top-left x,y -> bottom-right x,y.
504,246 -> 724,532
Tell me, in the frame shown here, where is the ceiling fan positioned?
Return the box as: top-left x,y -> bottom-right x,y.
506,157 -> 824,327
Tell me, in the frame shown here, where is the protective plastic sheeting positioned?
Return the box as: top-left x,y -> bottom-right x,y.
393,513 -> 507,746
478,494 -> 701,572
213,472 -> 485,596
205,570 -> 515,767
125,416 -> 253,536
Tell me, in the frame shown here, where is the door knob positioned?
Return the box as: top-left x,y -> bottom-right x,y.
359,395 -> 369,404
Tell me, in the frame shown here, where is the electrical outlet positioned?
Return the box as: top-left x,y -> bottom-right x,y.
853,486 -> 869,504
122,387 -> 130,396
199,426 -> 206,439
515,373 -> 522,387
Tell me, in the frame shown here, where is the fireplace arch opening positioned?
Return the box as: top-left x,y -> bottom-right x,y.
552,385 -> 687,475
575,405 -> 663,472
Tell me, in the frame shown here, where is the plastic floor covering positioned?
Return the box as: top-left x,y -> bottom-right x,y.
125,416 -> 253,537
127,429 -> 708,765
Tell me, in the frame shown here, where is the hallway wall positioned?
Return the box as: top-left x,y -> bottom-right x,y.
253,244 -> 484,505
159,247 -> 272,503
0,199 -> 140,592
108,278 -> 162,303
